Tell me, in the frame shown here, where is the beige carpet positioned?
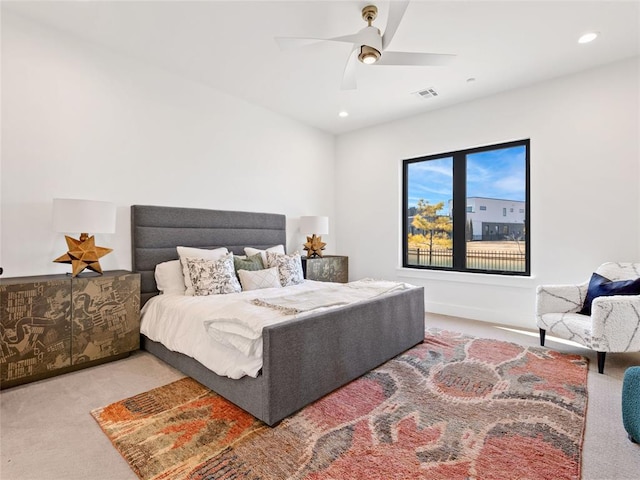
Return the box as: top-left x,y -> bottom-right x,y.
1,313 -> 639,480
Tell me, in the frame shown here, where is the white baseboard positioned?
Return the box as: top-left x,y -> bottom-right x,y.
424,301 -> 534,330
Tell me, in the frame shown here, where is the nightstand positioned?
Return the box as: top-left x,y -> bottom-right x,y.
0,270 -> 140,389
302,255 -> 349,283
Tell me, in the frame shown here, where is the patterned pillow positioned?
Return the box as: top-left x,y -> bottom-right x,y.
185,253 -> 241,296
233,253 -> 264,277
177,246 -> 229,296
238,267 -> 281,291
266,251 -> 304,287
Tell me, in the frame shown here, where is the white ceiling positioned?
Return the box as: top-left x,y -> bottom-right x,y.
4,0 -> 640,135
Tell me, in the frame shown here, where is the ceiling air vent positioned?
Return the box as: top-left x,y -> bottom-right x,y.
415,87 -> 439,99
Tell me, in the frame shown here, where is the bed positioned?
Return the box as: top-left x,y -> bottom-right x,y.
131,204 -> 425,426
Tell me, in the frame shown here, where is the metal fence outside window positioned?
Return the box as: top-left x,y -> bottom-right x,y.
408,248 -> 525,272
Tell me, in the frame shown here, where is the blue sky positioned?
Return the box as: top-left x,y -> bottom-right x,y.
407,145 -> 526,210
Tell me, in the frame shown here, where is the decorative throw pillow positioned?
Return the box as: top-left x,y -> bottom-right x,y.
185,253 -> 241,296
233,253 -> 265,277
154,260 -> 186,295
266,251 -> 304,287
244,245 -> 285,267
579,272 -> 640,315
177,246 -> 228,296
238,267 -> 282,291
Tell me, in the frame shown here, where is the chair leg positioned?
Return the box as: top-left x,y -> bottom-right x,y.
539,328 -> 546,347
597,351 -> 606,374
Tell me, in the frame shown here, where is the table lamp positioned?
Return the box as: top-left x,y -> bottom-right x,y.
300,216 -> 329,258
53,198 -> 116,276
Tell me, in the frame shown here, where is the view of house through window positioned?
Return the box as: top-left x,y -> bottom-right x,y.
403,140 -> 530,275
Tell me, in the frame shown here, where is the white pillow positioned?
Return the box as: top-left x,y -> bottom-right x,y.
184,253 -> 241,296
244,244 -> 285,267
266,251 -> 304,287
177,246 -> 229,296
238,267 -> 282,291
154,260 -> 185,295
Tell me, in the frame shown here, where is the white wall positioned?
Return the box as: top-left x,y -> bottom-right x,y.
3,12 -> 639,331
335,57 -> 640,329
1,12 -> 335,277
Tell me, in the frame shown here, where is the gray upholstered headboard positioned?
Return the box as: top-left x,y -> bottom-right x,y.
131,205 -> 286,306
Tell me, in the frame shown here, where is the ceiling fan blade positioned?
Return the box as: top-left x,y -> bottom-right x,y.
341,48 -> 358,90
328,33 -> 363,44
375,51 -> 456,66
274,37 -> 324,51
275,33 -> 360,51
381,0 -> 410,51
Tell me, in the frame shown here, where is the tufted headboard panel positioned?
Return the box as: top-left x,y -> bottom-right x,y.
131,205 -> 286,306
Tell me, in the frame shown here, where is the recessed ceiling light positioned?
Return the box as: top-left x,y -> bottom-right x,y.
338,111 -> 349,118
466,77 -> 476,83
578,32 -> 598,44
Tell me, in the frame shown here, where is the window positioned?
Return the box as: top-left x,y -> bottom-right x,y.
403,139 -> 530,275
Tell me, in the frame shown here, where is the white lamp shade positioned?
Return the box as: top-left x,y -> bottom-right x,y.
53,198 -> 116,234
300,216 -> 329,235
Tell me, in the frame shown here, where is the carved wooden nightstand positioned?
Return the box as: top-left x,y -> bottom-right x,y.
301,255 -> 348,283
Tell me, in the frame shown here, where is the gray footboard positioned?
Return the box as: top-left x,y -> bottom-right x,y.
142,286 -> 425,426
262,286 -> 425,425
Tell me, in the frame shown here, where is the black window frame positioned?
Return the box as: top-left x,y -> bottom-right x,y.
402,139 -> 530,276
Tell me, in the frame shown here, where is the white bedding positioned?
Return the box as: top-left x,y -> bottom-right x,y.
140,279 -> 413,379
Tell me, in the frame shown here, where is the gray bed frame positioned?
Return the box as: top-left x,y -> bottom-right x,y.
131,205 -> 425,426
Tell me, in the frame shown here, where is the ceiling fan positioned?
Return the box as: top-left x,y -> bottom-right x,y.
275,1 -> 455,90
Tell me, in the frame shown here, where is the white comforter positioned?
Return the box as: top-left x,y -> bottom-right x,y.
140,279 -> 413,379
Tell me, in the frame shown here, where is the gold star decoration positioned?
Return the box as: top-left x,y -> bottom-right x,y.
303,234 -> 327,258
53,235 -> 112,276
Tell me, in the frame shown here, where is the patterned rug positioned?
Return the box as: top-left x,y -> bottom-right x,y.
91,329 -> 588,480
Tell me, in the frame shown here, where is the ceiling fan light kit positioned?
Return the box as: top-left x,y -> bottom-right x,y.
358,45 -> 380,64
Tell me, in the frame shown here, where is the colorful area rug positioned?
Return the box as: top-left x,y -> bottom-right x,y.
91,329 -> 588,480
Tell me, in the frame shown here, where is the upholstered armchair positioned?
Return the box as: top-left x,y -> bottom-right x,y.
536,262 -> 640,374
